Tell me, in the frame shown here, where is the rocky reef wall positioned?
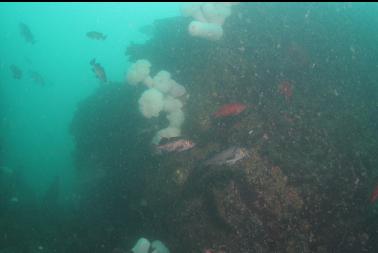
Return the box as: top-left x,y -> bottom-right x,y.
71,3 -> 378,252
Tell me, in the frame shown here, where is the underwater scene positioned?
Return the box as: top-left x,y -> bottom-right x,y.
1,2 -> 378,253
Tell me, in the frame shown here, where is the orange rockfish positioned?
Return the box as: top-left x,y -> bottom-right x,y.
155,139 -> 195,154
90,58 -> 107,84
213,103 -> 247,118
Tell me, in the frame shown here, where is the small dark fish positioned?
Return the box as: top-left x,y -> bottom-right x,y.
204,146 -> 249,166
10,65 -> 23,79
86,31 -> 107,40
29,70 -> 45,86
155,139 -> 195,155
19,22 -> 35,44
90,58 -> 107,83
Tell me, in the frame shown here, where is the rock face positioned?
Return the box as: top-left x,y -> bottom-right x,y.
72,3 -> 378,253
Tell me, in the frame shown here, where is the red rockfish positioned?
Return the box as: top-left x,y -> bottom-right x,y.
155,139 -> 195,154
370,184 -> 378,204
213,103 -> 247,118
278,80 -> 293,101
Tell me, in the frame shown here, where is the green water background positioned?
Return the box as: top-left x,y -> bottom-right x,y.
0,2 -> 180,203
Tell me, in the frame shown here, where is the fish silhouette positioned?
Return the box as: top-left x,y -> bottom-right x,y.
29,70 -> 46,86
90,58 -> 107,83
86,31 -> 107,40
204,146 -> 249,166
19,22 -> 35,44
10,65 -> 22,79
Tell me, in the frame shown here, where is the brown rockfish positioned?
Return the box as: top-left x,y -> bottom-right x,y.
90,58 -> 107,84
204,146 -> 249,166
19,22 -> 35,44
86,31 -> 107,40
155,139 -> 195,155
10,65 -> 22,79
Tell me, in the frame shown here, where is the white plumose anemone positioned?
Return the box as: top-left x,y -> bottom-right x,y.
188,21 -> 223,41
163,96 -> 183,113
138,88 -> 164,118
201,3 -> 232,25
130,238 -> 170,253
167,109 -> 185,129
131,238 -> 151,253
153,70 -> 174,93
169,82 -> 187,98
182,2 -> 238,41
142,76 -> 155,88
126,59 -> 152,85
180,3 -> 207,22
127,60 -> 189,144
151,240 -> 170,253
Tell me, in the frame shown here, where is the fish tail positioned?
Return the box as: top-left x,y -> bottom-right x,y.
90,58 -> 96,65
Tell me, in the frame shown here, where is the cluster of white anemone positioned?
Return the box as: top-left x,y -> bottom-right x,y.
131,237 -> 170,253
126,59 -> 187,144
181,2 -> 239,41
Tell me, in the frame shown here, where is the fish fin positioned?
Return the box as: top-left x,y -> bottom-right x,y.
103,35 -> 107,40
